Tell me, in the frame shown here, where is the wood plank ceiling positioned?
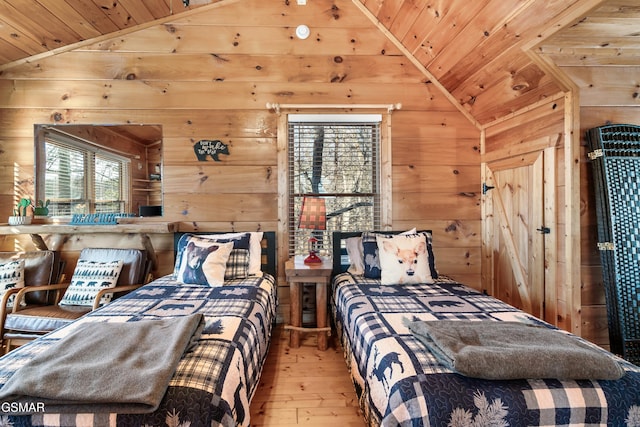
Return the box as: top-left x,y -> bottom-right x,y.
0,0 -> 638,125
355,0 -> 633,125
0,0 -> 212,64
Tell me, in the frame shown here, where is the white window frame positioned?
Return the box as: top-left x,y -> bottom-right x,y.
35,128 -> 131,217
277,110 -> 393,259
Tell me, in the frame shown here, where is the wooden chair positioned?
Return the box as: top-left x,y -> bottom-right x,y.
0,250 -> 64,351
3,248 -> 151,352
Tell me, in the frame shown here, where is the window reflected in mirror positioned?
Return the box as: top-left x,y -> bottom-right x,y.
34,124 -> 163,218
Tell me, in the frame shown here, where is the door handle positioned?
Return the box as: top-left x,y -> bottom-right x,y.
536,226 -> 550,234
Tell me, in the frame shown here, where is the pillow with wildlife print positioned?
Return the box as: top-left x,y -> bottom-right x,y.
0,259 -> 25,308
376,233 -> 433,285
175,235 -> 234,286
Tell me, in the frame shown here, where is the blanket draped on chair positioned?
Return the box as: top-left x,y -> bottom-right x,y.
405,319 -> 624,380
0,313 -> 205,414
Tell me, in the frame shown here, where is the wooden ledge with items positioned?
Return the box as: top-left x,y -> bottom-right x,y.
0,222 -> 178,235
0,221 -> 178,271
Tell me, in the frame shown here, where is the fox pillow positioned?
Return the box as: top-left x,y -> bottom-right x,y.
376,234 -> 433,285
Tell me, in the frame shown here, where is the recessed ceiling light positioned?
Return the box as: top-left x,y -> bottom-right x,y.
296,25 -> 310,40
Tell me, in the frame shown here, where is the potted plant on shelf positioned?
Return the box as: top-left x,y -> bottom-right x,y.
8,198 -> 33,225
34,199 -> 50,218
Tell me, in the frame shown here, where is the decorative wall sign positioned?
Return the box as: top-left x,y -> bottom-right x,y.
193,139 -> 230,161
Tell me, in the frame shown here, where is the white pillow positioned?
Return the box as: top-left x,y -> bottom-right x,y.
352,227 -> 417,279
376,233 -> 432,285
175,237 -> 234,286
0,259 -> 25,308
60,259 -> 124,306
346,236 -> 365,275
199,232 -> 264,277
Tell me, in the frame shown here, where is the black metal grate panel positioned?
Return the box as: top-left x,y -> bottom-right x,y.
587,124 -> 640,365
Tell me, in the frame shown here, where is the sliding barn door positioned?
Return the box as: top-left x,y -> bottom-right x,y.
483,148 -> 556,323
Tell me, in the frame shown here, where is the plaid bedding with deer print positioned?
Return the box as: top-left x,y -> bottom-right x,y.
331,273 -> 640,427
0,273 -> 277,427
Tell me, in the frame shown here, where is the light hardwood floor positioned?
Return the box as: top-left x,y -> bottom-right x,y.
250,324 -> 365,426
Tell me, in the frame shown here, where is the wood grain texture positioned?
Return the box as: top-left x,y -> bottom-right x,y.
1,53 -> 421,84
0,0 -> 631,342
250,325 -> 364,427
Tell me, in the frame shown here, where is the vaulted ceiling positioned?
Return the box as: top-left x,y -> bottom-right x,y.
0,1 -> 200,63
0,0 -> 637,125
355,0 -> 637,124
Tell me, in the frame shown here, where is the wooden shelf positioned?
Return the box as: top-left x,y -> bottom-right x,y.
133,178 -> 161,205
0,222 -> 178,235
0,222 -> 179,269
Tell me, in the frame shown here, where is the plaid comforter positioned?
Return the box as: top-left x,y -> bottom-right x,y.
331,273 -> 640,426
0,273 -> 277,427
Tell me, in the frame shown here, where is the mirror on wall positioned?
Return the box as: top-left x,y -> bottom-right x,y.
34,124 -> 163,218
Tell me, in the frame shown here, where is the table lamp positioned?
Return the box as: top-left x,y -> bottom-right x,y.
298,196 -> 326,264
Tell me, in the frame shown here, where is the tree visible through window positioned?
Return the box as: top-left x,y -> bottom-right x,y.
94,155 -> 126,212
288,114 -> 381,256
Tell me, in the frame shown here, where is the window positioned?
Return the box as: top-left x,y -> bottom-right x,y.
288,114 -> 382,256
36,129 -> 130,216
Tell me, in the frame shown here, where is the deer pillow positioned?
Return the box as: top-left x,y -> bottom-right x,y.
175,236 -> 234,287
376,233 -> 433,285
361,228 -> 417,279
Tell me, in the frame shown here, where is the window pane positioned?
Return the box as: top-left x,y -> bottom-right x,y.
41,134 -> 130,216
44,142 -> 87,216
291,124 -> 375,195
95,155 -> 123,213
289,120 -> 380,256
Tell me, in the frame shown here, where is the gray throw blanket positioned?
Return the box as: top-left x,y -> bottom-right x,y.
0,313 -> 205,414
405,319 -> 624,380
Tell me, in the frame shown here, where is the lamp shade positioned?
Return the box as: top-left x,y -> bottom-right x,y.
298,196 -> 326,230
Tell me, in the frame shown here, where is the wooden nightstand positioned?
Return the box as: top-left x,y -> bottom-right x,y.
285,256 -> 333,350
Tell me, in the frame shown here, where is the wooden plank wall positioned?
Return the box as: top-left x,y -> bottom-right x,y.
392,112 -> 482,287
0,0 -> 481,323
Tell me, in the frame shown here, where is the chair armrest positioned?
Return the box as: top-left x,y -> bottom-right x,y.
0,287 -> 23,338
92,284 -> 144,310
11,283 -> 71,313
1,288 -> 20,310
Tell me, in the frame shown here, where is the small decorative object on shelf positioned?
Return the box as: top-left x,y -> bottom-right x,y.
33,199 -> 50,217
8,198 -> 32,225
304,236 -> 322,264
8,216 -> 32,226
70,213 -> 135,225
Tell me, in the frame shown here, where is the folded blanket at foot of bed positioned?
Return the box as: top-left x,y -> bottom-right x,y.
405,319 -> 624,380
0,313 -> 205,414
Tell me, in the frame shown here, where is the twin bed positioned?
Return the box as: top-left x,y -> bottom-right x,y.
330,230 -> 640,426
0,231 -> 277,427
1,228 -> 639,427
